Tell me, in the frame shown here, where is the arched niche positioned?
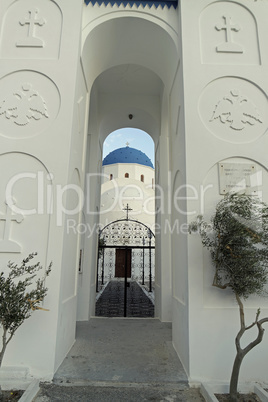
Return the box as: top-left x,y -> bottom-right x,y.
0,152 -> 52,266
81,15 -> 179,91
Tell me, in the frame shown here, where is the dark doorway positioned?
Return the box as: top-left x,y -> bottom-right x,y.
115,248 -> 131,278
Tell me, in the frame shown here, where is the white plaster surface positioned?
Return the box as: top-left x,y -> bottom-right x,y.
0,0 -> 268,388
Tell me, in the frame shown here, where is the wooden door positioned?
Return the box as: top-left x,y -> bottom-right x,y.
115,249 -> 131,278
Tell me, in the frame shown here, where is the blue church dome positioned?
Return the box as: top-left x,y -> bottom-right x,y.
103,146 -> 154,168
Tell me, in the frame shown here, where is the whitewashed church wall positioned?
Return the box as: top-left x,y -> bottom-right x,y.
153,94 -> 173,322
100,176 -> 155,228
153,139 -> 161,319
0,0 -> 84,379
97,91 -> 161,143
81,9 -> 178,95
55,59 -> 89,370
180,0 -> 268,384
81,1 -> 179,56
76,84 -> 102,321
168,10 -> 190,375
80,0 -> 178,333
102,164 -> 154,186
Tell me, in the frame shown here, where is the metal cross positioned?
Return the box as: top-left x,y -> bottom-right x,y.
126,142 -> 130,147
215,15 -> 243,53
123,204 -> 132,220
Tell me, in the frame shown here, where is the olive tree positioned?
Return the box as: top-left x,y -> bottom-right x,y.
0,252 -> 51,393
189,193 -> 268,402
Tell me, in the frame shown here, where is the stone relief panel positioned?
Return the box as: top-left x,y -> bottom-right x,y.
0,70 -> 60,139
0,152 -> 51,262
198,77 -> 268,143
0,0 -> 62,59
200,2 -> 260,65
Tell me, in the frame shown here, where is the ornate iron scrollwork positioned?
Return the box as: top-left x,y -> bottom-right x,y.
96,219 -> 155,318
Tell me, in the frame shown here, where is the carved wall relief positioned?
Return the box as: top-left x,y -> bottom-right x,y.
0,0 -> 62,59
16,8 -> 46,48
0,199 -> 24,253
210,89 -> 262,131
215,15 -> 243,54
200,2 -> 260,64
0,82 -> 49,126
0,71 -> 60,139
198,77 -> 268,143
0,153 -> 51,257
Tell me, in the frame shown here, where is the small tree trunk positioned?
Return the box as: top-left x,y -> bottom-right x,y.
0,327 -> 8,368
0,327 -> 9,397
0,343 -> 7,368
229,351 -> 245,402
229,296 -> 268,402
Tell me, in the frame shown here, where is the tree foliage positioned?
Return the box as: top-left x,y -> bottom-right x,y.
0,252 -> 52,369
189,193 -> 268,298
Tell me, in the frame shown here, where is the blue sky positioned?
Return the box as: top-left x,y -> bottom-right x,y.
103,128 -> 155,166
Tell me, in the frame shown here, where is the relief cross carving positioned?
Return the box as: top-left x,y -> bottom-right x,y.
0,200 -> 24,253
215,15 -> 243,53
16,8 -> 46,48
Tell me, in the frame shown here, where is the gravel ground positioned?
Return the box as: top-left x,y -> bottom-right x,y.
0,390 -> 24,401
33,383 -> 205,402
216,393 -> 261,402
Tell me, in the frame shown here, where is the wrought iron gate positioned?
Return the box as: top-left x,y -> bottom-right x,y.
95,218 -> 155,318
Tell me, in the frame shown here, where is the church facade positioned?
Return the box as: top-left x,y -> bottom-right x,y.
100,145 -> 155,226
0,0 -> 268,387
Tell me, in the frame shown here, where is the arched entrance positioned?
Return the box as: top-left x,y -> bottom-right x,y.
96,215 -> 155,317
77,13 -> 179,324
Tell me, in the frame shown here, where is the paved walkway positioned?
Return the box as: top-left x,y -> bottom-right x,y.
95,280 -> 154,317
34,318 -> 205,401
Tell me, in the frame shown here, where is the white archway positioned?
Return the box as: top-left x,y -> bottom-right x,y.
77,13 -> 179,322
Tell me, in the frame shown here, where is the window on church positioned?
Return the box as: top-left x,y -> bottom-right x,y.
125,173 -> 129,178
110,174 -> 113,180
152,178 -> 154,188
141,175 -> 144,182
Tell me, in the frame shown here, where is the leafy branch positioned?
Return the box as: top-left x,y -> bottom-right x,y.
0,252 -> 52,379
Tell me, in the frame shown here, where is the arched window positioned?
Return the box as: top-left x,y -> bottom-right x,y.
110,174 -> 113,180
125,173 -> 129,178
141,174 -> 144,182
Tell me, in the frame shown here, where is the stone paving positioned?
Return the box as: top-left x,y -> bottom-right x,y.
34,318 -> 205,401
53,319 -> 186,385
95,280 -> 154,318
